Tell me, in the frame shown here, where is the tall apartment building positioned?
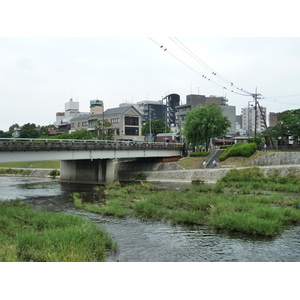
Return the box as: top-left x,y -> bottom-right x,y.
241,105 -> 267,136
162,94 -> 180,126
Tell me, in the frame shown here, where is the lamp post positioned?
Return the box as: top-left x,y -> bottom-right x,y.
280,121 -> 284,151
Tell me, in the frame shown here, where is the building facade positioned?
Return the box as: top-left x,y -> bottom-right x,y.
70,105 -> 143,140
241,105 -> 267,136
175,94 -> 236,135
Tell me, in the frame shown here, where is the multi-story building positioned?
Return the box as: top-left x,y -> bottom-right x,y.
162,94 -> 180,126
241,105 -> 267,136
269,112 -> 278,127
175,94 -> 236,135
70,102 -> 143,140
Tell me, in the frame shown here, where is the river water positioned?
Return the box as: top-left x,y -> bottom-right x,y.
1,176 -> 300,262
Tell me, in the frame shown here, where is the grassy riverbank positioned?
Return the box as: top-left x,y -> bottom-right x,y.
0,200 -> 117,262
73,167 -> 300,237
0,161 -> 60,169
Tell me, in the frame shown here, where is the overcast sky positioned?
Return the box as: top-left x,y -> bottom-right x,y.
1,1 -> 300,132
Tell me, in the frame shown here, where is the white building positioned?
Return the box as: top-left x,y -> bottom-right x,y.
241,105 -> 267,136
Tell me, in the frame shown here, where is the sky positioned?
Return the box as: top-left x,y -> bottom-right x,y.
1,1 -> 300,132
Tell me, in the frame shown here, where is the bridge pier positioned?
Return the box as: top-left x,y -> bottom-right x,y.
60,159 -> 119,184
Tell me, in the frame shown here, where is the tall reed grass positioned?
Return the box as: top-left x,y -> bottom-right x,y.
73,169 -> 300,237
0,200 -> 116,262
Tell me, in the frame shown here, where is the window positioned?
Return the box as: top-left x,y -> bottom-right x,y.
111,118 -> 119,124
125,127 -> 139,135
82,121 -> 88,127
125,116 -> 139,126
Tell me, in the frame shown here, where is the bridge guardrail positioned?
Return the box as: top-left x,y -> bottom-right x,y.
0,138 -> 184,152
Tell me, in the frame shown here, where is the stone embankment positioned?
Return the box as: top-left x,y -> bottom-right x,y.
119,152 -> 300,183
247,152 -> 300,166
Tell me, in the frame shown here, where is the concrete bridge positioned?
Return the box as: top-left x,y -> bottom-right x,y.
0,138 -> 184,184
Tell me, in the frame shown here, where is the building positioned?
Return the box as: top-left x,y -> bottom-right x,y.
70,103 -> 143,140
269,112 -> 278,127
55,98 -> 89,134
241,105 -> 267,136
162,94 -> 180,126
175,94 -> 236,135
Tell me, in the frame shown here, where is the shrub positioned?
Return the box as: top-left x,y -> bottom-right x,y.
219,142 -> 257,161
135,172 -> 147,180
49,169 -> 60,177
190,152 -> 209,157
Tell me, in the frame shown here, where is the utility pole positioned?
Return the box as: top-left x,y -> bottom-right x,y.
253,87 -> 261,137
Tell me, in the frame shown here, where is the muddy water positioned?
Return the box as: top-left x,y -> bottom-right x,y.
1,176 -> 300,262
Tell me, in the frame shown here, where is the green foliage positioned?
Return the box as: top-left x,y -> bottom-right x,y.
0,168 -> 31,176
189,151 -> 209,157
95,120 -> 114,140
142,119 -> 171,136
0,200 -> 116,261
276,109 -> 300,140
51,129 -> 97,140
248,135 -> 263,146
0,130 -> 10,138
183,103 -> 231,151
72,177 -> 300,237
20,123 -> 40,138
220,167 -> 266,182
135,172 -> 147,180
219,142 -> 257,161
48,169 -> 60,177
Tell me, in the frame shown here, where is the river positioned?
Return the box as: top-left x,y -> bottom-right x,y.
1,176 -> 300,262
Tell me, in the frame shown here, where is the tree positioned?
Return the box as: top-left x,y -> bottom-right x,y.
183,103 -> 231,151
142,119 -> 171,136
19,123 -> 40,138
8,123 -> 20,135
39,125 -> 57,136
273,109 -> 300,145
0,130 -> 10,138
51,129 -> 97,140
95,120 -> 114,140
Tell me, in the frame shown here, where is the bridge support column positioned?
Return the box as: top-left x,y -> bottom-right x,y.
60,159 -> 119,184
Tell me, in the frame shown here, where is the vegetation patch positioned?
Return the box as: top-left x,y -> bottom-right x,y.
0,161 -> 60,169
72,172 -> 300,237
189,152 -> 209,157
0,168 -> 31,176
219,142 -> 257,161
48,169 -> 60,178
0,200 -> 116,262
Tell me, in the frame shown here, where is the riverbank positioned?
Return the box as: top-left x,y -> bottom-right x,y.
0,200 -> 116,262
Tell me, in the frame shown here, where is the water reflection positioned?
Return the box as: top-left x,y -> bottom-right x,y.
1,177 -> 300,262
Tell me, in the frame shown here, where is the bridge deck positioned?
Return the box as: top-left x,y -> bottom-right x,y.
0,138 -> 185,163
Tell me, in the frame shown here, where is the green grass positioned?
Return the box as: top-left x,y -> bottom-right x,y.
72,169 -> 300,237
0,161 -> 60,169
0,168 -> 31,176
0,200 -> 116,262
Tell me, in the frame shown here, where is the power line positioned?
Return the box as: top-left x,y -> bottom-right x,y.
171,37 -> 253,96
149,37 -> 254,98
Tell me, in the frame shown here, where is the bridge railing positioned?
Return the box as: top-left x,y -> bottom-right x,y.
0,138 -> 184,152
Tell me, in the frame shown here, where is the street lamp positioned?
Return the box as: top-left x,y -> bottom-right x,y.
280,121 -> 284,151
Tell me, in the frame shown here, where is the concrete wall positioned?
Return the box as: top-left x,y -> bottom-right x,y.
247,152 -> 300,166
119,158 -> 300,183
